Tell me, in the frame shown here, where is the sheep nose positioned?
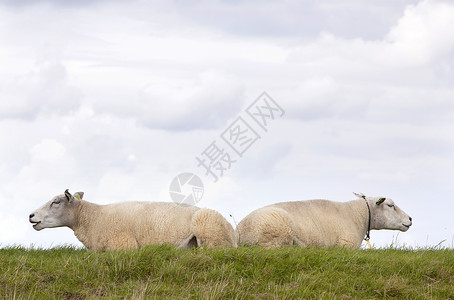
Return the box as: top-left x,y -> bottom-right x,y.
409,217 -> 412,222
29,213 -> 35,219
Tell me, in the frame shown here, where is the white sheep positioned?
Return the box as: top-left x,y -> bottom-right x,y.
29,189 -> 236,251
236,193 -> 412,249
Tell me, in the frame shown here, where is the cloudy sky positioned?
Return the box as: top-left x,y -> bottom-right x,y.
1,0 -> 453,249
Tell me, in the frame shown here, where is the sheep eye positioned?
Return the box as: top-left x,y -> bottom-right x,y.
51,200 -> 61,206
388,204 -> 394,208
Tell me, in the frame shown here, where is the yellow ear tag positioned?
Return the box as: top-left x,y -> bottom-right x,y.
75,194 -> 81,200
366,239 -> 372,249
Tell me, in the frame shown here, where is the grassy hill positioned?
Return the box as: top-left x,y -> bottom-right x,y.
1,245 -> 453,299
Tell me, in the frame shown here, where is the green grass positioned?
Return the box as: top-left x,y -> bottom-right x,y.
1,245 -> 453,299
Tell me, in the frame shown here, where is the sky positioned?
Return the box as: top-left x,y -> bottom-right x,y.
0,0 -> 453,249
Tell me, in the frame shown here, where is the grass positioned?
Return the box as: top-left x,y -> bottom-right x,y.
0,245 -> 453,299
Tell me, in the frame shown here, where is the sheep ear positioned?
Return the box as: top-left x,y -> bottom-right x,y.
353,192 -> 366,199
376,197 -> 386,205
64,189 -> 73,202
74,192 -> 84,200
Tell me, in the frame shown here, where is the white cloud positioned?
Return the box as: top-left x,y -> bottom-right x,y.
5,139 -> 78,197
30,139 -> 66,161
92,71 -> 246,130
0,59 -> 82,120
286,1 -> 454,86
386,0 -> 454,65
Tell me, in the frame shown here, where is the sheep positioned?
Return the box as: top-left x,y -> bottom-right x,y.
29,189 -> 236,251
236,193 -> 412,249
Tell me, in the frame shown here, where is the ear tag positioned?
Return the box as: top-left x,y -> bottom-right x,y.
376,198 -> 385,205
366,239 -> 372,249
75,194 -> 81,200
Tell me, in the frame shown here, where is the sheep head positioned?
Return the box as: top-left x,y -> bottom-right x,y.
353,192 -> 412,232
29,189 -> 83,231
